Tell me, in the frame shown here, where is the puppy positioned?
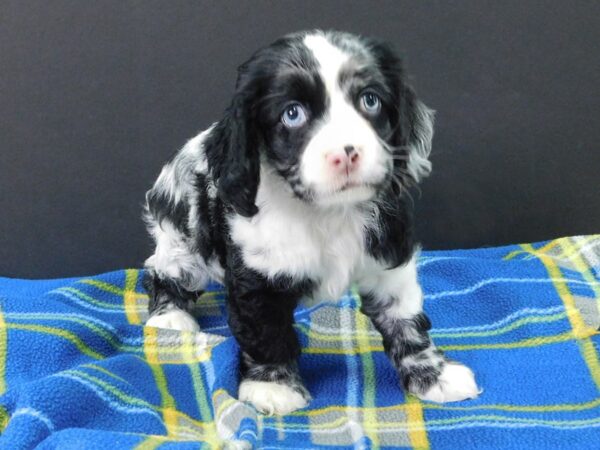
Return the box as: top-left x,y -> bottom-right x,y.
143,30 -> 479,415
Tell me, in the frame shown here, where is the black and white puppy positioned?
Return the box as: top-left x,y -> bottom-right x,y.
143,30 -> 479,415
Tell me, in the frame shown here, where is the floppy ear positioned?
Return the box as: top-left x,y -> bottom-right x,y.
396,84 -> 435,183
204,94 -> 260,217
367,37 -> 434,184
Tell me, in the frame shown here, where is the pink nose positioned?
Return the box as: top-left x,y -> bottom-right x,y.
326,145 -> 360,173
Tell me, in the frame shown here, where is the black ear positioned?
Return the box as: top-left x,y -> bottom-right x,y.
397,83 -> 435,183
367,37 -> 435,184
204,94 -> 260,217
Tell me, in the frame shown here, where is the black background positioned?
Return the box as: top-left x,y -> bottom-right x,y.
1,1 -> 599,278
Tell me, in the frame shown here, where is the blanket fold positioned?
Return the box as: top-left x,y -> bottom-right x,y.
0,235 -> 599,449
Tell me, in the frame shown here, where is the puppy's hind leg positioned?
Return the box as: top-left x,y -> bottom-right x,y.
144,270 -> 201,332
143,218 -> 209,331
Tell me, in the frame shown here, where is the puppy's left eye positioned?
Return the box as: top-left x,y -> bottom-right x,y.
360,92 -> 381,116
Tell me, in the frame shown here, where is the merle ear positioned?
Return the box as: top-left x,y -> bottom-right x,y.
204,94 -> 260,217
397,84 -> 435,183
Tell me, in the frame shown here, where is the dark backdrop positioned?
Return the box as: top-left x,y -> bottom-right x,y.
1,0 -> 599,278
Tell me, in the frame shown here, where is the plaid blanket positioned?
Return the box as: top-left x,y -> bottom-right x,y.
0,235 -> 598,449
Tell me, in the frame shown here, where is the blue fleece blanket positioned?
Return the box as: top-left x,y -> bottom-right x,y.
0,235 -> 599,449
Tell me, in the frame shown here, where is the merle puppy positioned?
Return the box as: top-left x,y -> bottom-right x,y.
143,30 -> 479,415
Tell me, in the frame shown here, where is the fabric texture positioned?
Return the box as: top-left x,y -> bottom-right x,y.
0,235 -> 599,449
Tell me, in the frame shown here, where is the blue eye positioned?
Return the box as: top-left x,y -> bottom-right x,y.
281,103 -> 307,128
360,92 -> 381,115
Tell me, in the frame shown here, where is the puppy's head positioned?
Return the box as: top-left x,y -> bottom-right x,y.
206,30 -> 434,216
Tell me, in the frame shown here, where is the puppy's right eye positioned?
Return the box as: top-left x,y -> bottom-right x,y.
281,103 -> 307,128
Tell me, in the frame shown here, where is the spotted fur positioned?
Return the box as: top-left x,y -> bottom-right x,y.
143,30 -> 478,414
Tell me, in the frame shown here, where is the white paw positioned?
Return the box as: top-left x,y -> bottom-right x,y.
416,362 -> 481,403
238,380 -> 310,416
146,309 -> 200,332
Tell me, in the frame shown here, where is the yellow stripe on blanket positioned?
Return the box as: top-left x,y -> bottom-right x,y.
558,238 -> 600,389
124,269 -> 142,325
405,395 -> 430,450
303,330 -> 591,355
0,405 -> 8,432
521,242 -> 600,389
143,326 -> 179,437
354,288 -> 381,449
180,331 -> 219,444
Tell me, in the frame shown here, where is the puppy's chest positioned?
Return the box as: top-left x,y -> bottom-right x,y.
230,208 -> 369,300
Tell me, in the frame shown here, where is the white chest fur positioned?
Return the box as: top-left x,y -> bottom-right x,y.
229,168 -> 372,301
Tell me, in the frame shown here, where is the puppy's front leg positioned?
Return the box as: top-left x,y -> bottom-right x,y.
359,254 -> 480,403
226,272 -> 311,415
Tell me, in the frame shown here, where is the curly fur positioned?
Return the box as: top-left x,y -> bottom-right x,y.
142,30 -> 478,414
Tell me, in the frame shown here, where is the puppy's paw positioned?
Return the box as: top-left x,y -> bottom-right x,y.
146,309 -> 200,332
414,362 -> 480,403
238,380 -> 310,415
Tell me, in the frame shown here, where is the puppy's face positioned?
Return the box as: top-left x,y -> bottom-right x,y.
261,33 -> 398,206
210,31 -> 433,216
